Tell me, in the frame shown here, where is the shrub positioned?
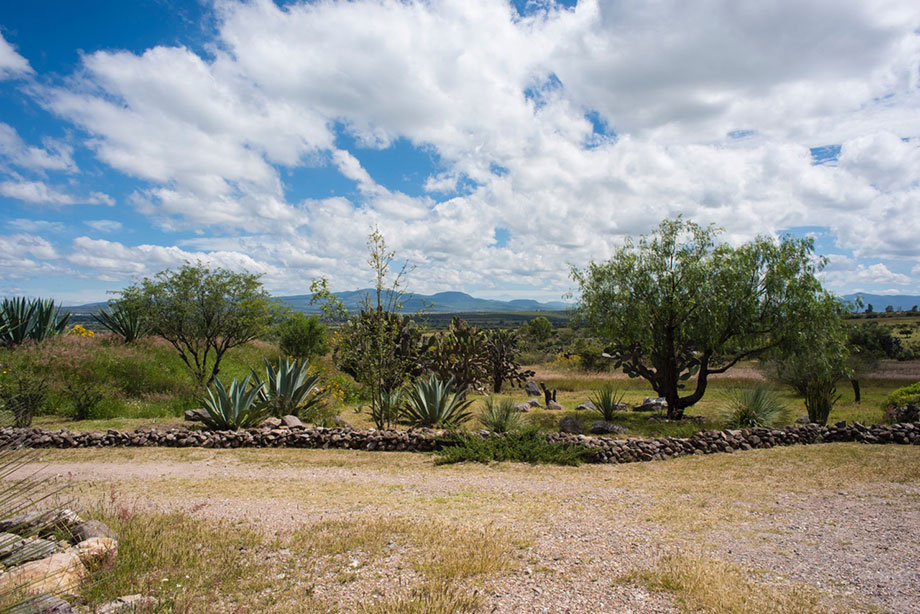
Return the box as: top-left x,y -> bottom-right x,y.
403,375 -> 473,428
92,302 -> 149,343
277,313 -> 329,361
0,297 -> 70,347
434,426 -> 589,466
720,385 -> 787,428
200,375 -> 269,430
589,384 -> 625,421
478,397 -> 522,434
250,357 -> 324,419
886,382 -> 920,408
0,370 -> 46,427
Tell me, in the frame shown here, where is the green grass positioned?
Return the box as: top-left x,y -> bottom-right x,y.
434,426 -> 590,465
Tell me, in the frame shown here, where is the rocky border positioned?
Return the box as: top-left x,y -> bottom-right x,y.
1,420 -> 918,464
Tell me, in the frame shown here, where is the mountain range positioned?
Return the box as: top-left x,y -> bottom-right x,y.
843,294 -> 920,312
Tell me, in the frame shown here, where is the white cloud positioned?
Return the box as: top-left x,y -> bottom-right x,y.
0,180 -> 113,206
0,33 -> 32,79
820,255 -> 914,289
7,219 -> 66,233
0,233 -> 61,278
84,219 -> 123,233
0,123 -> 75,172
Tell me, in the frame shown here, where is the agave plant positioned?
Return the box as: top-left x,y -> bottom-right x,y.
402,375 -> 473,428
92,302 -> 149,343
0,297 -> 70,347
251,357 -> 325,419
478,397 -> 523,434
200,375 -> 269,430
370,388 -> 404,430
589,384 -> 626,421
721,384 -> 788,428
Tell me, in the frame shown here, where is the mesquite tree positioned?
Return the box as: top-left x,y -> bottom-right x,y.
573,217 -> 838,419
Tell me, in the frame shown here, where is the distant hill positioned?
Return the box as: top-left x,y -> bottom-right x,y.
844,293 -> 920,312
67,289 -> 571,315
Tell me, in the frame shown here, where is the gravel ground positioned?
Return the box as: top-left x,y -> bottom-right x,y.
20,446 -> 920,613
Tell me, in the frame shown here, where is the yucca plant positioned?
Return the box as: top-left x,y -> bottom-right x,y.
478,397 -> 523,433
371,388 -> 404,430
92,302 -> 149,343
721,384 -> 788,428
0,297 -> 70,347
589,384 -> 626,421
250,357 -> 325,419
402,375 -> 473,428
199,375 -> 269,430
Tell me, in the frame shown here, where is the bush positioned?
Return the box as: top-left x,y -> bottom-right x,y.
434,426 -> 589,466
0,371 -> 46,427
589,384 -> 625,421
886,382 -> 920,408
720,385 -> 787,428
403,375 -> 473,428
478,398 -> 522,434
200,375 -> 270,430
277,313 -> 329,361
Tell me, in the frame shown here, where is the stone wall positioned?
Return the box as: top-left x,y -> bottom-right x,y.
1,421 -> 918,464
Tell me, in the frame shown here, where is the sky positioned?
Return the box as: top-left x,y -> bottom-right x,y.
0,0 -> 918,305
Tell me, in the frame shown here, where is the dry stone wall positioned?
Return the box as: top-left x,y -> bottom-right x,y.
1,420 -> 918,463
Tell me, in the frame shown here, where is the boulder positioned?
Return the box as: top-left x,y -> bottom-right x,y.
559,416 -> 584,434
524,381 -> 541,396
281,415 -> 304,429
590,421 -> 628,435
96,595 -> 157,614
795,415 -> 811,424
70,520 -> 116,544
513,402 -> 531,413
73,537 -> 118,565
0,537 -> 59,567
633,397 -> 667,412
0,510 -> 83,536
183,408 -> 210,422
0,532 -> 28,558
546,400 -> 564,411
576,401 -> 597,412
7,593 -> 75,613
526,398 -> 542,408
0,550 -> 86,598
329,416 -> 352,429
260,417 -> 283,429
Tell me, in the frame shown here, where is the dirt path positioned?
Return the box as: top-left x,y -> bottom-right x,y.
19,445 -> 920,613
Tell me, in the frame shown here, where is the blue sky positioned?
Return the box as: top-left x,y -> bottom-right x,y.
1,0 -> 918,304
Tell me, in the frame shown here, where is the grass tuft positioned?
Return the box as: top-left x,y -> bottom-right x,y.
434,426 -> 589,466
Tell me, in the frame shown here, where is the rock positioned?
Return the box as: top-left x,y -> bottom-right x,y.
0,510 -> 83,536
0,533 -> 28,558
546,400 -> 564,411
559,416 -> 584,434
6,593 -> 75,613
0,538 -> 59,567
70,520 -> 116,544
576,401 -> 597,411
526,398 -> 542,408
260,417 -> 282,429
328,416 -> 352,429
281,415 -> 304,428
524,381 -> 541,396
513,402 -> 531,413
73,537 -> 118,565
886,404 -> 920,423
0,550 -> 86,598
96,595 -> 157,614
795,415 -> 811,424
590,421 -> 628,435
634,397 -> 667,412
183,408 -> 210,422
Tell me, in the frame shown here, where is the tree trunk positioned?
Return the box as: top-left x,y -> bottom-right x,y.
850,378 -> 861,404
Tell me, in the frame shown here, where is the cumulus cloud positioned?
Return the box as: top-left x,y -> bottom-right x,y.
83,219 -> 123,233
0,180 -> 113,206
19,0 -> 920,298
7,219 -> 66,233
0,123 -> 75,172
0,233 -> 61,278
0,33 -> 31,79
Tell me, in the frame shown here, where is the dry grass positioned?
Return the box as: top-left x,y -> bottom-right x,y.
623,551 -> 830,614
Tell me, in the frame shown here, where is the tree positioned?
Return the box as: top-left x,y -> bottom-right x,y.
573,217 -> 837,419
122,263 -> 283,386
866,303 -> 873,313
486,329 -> 534,393
277,313 -> 329,361
885,305 -> 894,313
424,317 -> 490,392
528,316 -> 553,341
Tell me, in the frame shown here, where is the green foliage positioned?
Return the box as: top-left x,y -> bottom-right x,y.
485,329 -> 534,393
199,375 -> 269,430
589,384 -> 625,421
0,297 -> 70,347
573,217 -> 834,419
849,322 -> 902,360
277,313 -> 329,361
403,375 -> 473,428
0,371 -> 46,427
573,338 -> 609,372
886,382 -> 920,408
720,385 -> 788,428
250,357 -> 325,419
369,388 -> 405,430
92,300 -> 149,343
478,397 -> 523,434
434,426 -> 589,466
425,318 -> 490,392
120,262 -> 284,386
528,316 -> 553,341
